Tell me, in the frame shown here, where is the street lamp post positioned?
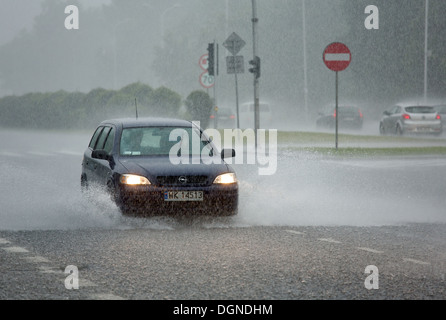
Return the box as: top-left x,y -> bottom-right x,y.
424,0 -> 429,102
251,0 -> 259,148
302,0 -> 308,123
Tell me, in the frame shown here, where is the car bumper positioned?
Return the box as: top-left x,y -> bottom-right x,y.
402,123 -> 442,134
341,120 -> 363,128
115,183 -> 239,216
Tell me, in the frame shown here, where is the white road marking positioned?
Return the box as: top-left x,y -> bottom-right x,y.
3,246 -> 29,253
80,279 -> 98,287
61,278 -> 98,287
89,293 -> 125,300
24,256 -> 51,263
317,238 -> 341,244
285,230 -> 305,235
356,247 -> 384,254
0,237 -> 122,299
403,258 -> 431,266
0,238 -> 11,245
38,266 -> 64,275
57,150 -> 82,156
0,151 -> 22,157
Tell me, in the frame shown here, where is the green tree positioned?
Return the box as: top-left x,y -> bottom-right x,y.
148,86 -> 182,118
184,90 -> 213,128
120,82 -> 154,108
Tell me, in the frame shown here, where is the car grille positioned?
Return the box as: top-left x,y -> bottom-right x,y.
156,175 -> 209,186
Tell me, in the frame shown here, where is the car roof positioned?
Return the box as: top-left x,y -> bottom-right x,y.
218,108 -> 234,113
395,102 -> 434,107
400,105 -> 434,109
99,117 -> 194,129
323,105 -> 358,110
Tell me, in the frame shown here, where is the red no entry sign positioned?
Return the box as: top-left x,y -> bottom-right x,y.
323,42 -> 351,72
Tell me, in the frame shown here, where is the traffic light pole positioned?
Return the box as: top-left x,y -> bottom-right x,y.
335,71 -> 339,150
208,41 -> 218,128
251,0 -> 259,148
213,40 -> 218,129
235,60 -> 240,130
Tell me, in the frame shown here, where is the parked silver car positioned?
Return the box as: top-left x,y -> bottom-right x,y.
434,105 -> 446,131
379,104 -> 442,136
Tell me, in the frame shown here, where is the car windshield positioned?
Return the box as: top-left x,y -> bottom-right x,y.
435,105 -> 446,113
338,106 -> 358,113
405,106 -> 435,114
219,109 -> 233,116
119,126 -> 212,156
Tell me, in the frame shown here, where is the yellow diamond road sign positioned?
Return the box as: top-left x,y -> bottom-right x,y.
223,32 -> 246,56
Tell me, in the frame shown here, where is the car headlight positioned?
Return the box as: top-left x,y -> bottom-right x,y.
213,173 -> 237,184
120,174 -> 151,185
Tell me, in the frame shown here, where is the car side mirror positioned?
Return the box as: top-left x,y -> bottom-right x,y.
92,149 -> 111,161
221,149 -> 236,159
201,135 -> 213,145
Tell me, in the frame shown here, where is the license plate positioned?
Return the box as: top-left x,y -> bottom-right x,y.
164,191 -> 203,202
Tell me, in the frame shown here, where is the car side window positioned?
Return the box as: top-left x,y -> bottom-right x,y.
390,106 -> 399,114
103,127 -> 115,154
89,126 -> 104,149
95,126 -> 111,151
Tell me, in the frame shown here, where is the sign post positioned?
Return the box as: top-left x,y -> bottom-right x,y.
199,52 -> 216,127
323,42 -> 352,149
223,32 -> 246,129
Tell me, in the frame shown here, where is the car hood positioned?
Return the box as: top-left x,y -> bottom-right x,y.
117,156 -> 233,181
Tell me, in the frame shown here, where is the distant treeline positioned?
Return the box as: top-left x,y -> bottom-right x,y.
0,82 -> 213,130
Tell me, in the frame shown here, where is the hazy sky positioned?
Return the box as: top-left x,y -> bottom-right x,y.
0,0 -> 40,45
0,0 -> 111,45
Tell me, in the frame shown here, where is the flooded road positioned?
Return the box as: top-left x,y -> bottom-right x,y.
0,129 -> 445,300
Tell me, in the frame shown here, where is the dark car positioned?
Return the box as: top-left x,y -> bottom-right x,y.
210,107 -> 236,128
379,104 -> 442,136
316,105 -> 363,130
81,118 -> 238,216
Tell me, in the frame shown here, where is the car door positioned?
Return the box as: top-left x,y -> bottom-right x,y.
83,125 -> 104,185
92,126 -> 116,186
383,106 -> 398,131
390,106 -> 403,131
87,126 -> 111,185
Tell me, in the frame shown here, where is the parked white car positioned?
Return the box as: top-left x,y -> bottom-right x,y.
238,101 -> 273,129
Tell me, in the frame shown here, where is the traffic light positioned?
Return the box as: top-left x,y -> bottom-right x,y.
207,43 -> 215,76
249,56 -> 261,79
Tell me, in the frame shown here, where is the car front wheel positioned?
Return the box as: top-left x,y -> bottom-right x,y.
379,123 -> 385,135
